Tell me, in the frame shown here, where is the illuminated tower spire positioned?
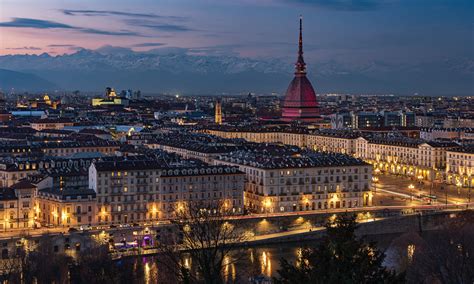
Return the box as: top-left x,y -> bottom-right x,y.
281,16 -> 320,123
215,99 -> 222,125
295,15 -> 306,75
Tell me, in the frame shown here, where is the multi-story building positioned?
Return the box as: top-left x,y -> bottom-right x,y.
415,115 -> 435,128
355,137 -> 457,181
36,187 -> 96,227
204,126 -> 458,181
89,158 -> 245,225
213,147 -> 372,213
0,180 -> 37,230
29,118 -> 75,131
330,112 -> 354,129
446,147 -> 474,187
0,140 -> 120,158
145,133 -> 248,164
420,128 -> 473,141
0,156 -> 99,188
354,112 -> 383,129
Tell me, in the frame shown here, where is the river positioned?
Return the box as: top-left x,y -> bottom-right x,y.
116,232 -> 405,283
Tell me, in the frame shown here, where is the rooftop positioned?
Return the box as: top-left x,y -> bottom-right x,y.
217,147 -> 368,169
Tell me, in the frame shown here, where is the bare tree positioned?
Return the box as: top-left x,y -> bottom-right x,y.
0,252 -> 23,283
156,200 -> 249,284
403,210 -> 474,284
19,236 -> 72,284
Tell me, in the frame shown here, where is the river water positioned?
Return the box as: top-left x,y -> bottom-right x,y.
116,233 -> 404,283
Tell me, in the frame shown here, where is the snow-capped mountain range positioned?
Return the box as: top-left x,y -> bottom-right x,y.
0,46 -> 472,95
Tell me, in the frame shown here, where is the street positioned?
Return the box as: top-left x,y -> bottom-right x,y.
373,174 -> 472,206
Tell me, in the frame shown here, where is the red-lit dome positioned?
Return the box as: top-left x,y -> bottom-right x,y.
281,17 -> 320,123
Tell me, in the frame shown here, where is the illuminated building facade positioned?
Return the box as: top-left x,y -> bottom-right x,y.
355,137 -> 456,181
446,147 -> 473,187
203,127 -> 457,182
36,187 -> 96,227
0,181 -> 37,230
213,149 -> 372,213
92,87 -> 129,107
281,17 -> 320,123
89,160 -> 245,224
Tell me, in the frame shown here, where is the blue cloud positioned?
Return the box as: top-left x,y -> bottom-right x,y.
125,19 -> 194,32
282,0 -> 381,11
6,46 -> 42,50
61,9 -> 185,20
0,18 -> 143,36
0,18 -> 74,29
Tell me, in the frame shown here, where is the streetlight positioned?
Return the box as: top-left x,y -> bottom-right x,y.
456,181 -> 462,196
372,176 -> 379,195
417,175 -> 423,185
408,184 -> 415,201
468,182 -> 471,209
263,198 -> 272,215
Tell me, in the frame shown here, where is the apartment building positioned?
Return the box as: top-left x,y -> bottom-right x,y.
29,118 -> 75,131
0,156 -> 98,188
0,181 -> 37,230
355,137 -> 456,181
0,140 -> 119,158
213,148 -> 372,213
145,133 -> 248,164
204,126 -> 460,182
89,159 -> 245,225
446,147 -> 474,187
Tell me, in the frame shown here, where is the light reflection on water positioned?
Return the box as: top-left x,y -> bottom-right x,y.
121,234 -> 402,282
124,245 -> 300,283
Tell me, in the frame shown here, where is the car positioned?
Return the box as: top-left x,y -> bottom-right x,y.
68,227 -> 78,233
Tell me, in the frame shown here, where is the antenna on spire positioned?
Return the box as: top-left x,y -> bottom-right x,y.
299,15 -> 303,55
295,15 -> 306,75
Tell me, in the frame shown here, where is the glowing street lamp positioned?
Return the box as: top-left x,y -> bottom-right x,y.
417,175 -> 424,188
372,176 -> 379,194
263,198 -> 272,213
408,184 -> 415,201
456,181 -> 462,195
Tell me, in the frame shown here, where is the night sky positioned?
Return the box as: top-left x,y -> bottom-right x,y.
0,0 -> 473,94
1,0 -> 472,61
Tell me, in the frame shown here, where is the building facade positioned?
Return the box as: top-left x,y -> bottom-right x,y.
89,160 -> 245,225
0,181 -> 37,230
213,149 -> 372,213
446,147 -> 474,187
36,188 -> 96,227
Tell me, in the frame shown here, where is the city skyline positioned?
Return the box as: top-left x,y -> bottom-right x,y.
0,2 -> 473,282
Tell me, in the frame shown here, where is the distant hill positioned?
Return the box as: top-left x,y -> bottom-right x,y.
0,68 -> 57,92
0,47 -> 472,95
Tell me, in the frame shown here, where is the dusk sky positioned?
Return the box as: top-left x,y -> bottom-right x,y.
1,0 -> 473,66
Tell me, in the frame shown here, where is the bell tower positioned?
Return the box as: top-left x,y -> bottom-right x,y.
215,99 -> 222,125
